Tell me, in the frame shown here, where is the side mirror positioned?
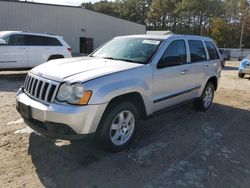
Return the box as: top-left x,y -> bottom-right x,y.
0,39 -> 7,45
157,56 -> 182,69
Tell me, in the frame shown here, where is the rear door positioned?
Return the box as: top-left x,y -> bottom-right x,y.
25,35 -> 48,67
0,34 -> 28,69
26,35 -> 63,67
185,40 -> 209,97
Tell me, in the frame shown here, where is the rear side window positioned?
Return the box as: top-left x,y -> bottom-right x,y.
45,37 -> 62,46
25,35 -> 44,46
24,35 -> 62,46
159,40 -> 187,67
205,41 -> 219,60
188,40 -> 207,62
6,34 -> 25,45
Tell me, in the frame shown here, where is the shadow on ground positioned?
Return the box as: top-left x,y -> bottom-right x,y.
0,72 -> 27,92
28,103 -> 250,188
222,66 -> 238,71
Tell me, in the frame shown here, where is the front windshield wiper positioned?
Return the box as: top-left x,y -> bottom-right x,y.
102,57 -> 117,60
102,57 -> 144,64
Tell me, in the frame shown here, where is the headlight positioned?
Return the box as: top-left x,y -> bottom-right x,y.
56,83 -> 92,105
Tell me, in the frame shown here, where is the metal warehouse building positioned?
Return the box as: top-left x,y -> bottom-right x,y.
0,0 -> 145,54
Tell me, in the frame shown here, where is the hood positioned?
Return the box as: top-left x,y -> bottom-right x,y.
31,57 -> 143,83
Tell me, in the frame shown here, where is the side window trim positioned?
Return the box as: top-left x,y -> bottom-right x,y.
203,40 -> 209,61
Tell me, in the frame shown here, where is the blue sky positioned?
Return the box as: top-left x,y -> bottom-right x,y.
22,0 -> 104,6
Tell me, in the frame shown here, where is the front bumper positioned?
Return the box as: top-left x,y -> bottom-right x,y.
16,88 -> 107,139
239,68 -> 250,74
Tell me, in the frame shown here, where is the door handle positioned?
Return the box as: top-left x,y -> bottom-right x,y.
19,47 -> 26,50
204,65 -> 209,69
180,70 -> 189,75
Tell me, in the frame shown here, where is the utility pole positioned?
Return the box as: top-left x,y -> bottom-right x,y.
239,21 -> 244,50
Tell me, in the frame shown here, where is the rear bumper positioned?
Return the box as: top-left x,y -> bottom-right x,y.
16,88 -> 107,139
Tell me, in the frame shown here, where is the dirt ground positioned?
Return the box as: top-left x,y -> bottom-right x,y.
0,61 -> 250,188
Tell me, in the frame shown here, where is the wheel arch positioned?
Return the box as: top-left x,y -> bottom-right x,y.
207,76 -> 218,91
102,92 -> 147,119
47,54 -> 64,61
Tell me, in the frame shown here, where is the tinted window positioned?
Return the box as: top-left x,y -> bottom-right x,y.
206,41 -> 219,60
25,35 -> 44,46
188,40 -> 207,62
159,40 -> 187,67
24,35 -> 62,46
45,37 -> 62,46
206,42 -> 220,60
7,34 -> 25,45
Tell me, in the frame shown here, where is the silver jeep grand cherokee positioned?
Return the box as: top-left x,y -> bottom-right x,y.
16,35 -> 221,151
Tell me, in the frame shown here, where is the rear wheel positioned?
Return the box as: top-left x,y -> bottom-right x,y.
97,102 -> 139,152
238,73 -> 245,78
194,82 -> 214,111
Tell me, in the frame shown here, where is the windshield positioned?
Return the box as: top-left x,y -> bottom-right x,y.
0,31 -> 10,38
90,37 -> 163,64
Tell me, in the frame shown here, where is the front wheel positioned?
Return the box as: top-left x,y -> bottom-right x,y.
96,102 -> 139,152
194,82 -> 215,111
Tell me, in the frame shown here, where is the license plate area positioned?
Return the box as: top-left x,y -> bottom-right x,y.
17,102 -> 31,119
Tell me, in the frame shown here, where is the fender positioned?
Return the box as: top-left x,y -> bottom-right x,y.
84,66 -> 154,115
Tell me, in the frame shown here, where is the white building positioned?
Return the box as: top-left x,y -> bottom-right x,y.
0,0 -> 146,54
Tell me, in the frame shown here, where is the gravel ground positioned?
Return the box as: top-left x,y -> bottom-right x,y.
0,61 -> 249,188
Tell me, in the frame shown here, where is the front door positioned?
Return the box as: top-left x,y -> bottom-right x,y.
0,34 -> 28,69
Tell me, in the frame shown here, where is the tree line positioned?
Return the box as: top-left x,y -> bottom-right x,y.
81,0 -> 250,48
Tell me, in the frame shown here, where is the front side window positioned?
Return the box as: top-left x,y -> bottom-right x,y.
188,40 -> 207,62
5,34 -> 25,46
205,41 -> 219,60
158,40 -> 186,68
91,37 -> 162,64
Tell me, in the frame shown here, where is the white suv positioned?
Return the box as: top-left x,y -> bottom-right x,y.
0,31 -> 72,69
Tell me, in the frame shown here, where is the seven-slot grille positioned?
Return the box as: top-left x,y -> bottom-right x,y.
24,74 -> 59,104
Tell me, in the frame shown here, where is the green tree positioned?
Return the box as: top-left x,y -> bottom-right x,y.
81,0 -> 120,17
119,0 -> 152,24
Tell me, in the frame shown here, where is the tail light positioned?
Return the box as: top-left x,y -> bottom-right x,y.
67,48 -> 72,53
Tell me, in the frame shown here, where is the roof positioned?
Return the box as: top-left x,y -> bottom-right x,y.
116,34 -> 213,41
116,34 -> 172,40
0,31 -> 62,38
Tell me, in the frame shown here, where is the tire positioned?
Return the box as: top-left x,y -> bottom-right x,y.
194,82 -> 215,111
238,73 -> 245,78
96,102 -> 139,152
